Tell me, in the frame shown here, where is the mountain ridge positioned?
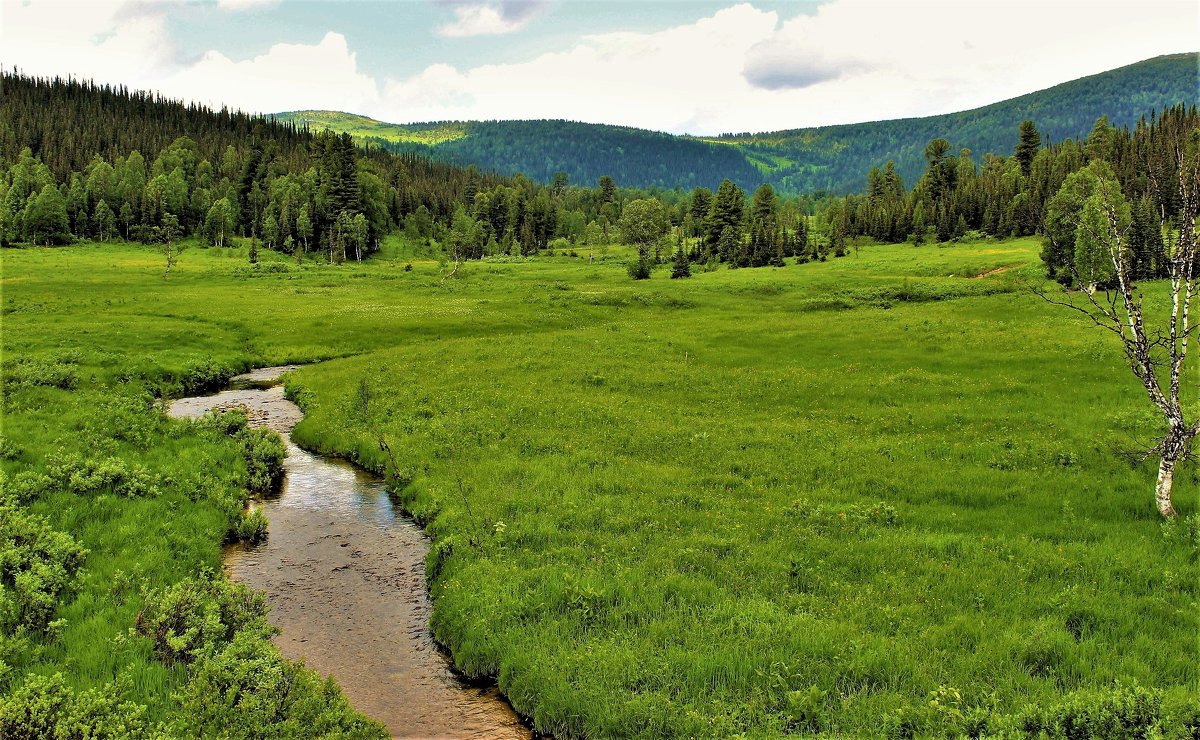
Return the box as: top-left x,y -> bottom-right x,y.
276,53 -> 1199,194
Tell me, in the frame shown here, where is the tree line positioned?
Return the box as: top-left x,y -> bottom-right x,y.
807,105 -> 1198,284
0,72 -> 507,260
2,71 -> 1196,293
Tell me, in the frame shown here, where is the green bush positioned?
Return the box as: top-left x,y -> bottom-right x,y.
135,569 -> 272,666
1016,682 -> 1166,739
197,409 -> 286,495
6,470 -> 53,503
45,452 -> 160,498
233,508 -> 269,544
135,571 -> 385,738
238,427 -> 287,495
198,406 -> 250,436
0,497 -> 87,633
1,358 -> 78,391
173,630 -> 385,739
0,673 -> 149,740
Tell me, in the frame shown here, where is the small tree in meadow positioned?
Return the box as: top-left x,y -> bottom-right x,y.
160,212 -> 183,279
670,245 -> 691,279
620,198 -> 668,280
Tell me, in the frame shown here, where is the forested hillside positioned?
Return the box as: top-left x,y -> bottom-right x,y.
279,53 -> 1198,194
275,113 -> 766,191
719,53 -> 1200,194
0,72 -> 503,258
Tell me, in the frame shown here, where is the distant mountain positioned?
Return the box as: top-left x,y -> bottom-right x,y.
273,113 -> 765,192
276,53 -> 1198,195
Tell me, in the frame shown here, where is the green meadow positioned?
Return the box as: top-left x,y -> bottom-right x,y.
2,237 -> 1197,737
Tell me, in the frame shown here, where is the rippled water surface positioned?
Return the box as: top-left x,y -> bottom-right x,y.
168,367 -> 529,739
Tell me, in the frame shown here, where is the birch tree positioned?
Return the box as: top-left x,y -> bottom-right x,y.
1040,129 -> 1199,517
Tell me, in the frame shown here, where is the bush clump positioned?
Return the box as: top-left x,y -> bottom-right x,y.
240,427 -> 286,495
0,495 -> 87,633
135,571 -> 386,738
1013,682 -> 1170,739
198,408 -> 287,495
0,673 -> 148,740
45,452 -> 160,498
134,568 -> 272,666
1,357 -> 78,392
233,507 -> 269,544
174,629 -> 385,738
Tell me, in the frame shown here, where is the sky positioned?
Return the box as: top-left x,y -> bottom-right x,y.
2,0 -> 1197,136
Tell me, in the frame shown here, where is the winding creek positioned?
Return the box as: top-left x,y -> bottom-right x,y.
168,367 -> 529,739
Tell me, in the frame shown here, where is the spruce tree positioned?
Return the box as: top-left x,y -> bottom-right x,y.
670,245 -> 691,278
705,179 -> 744,258
1014,120 -> 1041,177
717,225 -> 739,265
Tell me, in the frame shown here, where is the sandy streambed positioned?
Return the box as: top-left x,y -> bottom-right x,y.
169,367 -> 529,739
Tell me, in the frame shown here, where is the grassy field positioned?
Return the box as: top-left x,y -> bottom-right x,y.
2,236 -> 1197,737
275,110 -> 469,147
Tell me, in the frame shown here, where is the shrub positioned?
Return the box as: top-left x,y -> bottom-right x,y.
45,453 -> 160,498
232,508 -> 269,544
135,569 -> 272,666
173,630 -> 386,738
1017,682 -> 1166,739
197,408 -> 286,495
238,427 -> 287,495
6,470 -> 53,502
2,358 -> 78,391
134,571 -> 385,738
0,436 -> 21,460
181,357 -> 236,396
0,498 -> 87,633
0,673 -> 149,740
198,407 -> 250,437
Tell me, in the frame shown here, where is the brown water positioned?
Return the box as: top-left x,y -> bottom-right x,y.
168,367 -> 530,739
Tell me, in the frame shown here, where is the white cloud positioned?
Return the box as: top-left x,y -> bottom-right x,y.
0,0 -> 1194,133
216,0 -> 281,11
0,0 -> 176,90
378,0 -> 1197,134
436,1 -> 548,38
384,4 -> 780,131
1,1 -> 378,115
170,32 -> 378,113
737,0 -> 1199,124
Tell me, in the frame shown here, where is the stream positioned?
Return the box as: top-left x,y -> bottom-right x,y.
167,366 -> 530,739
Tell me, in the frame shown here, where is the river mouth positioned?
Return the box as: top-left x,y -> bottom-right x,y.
168,367 -> 530,739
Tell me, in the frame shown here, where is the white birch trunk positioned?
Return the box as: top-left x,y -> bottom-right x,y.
1155,454 -> 1177,519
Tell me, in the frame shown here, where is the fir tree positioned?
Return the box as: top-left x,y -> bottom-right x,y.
670,245 -> 691,279
1014,120 -> 1041,177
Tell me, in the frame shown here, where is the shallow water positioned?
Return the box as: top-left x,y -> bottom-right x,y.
168,368 -> 529,739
